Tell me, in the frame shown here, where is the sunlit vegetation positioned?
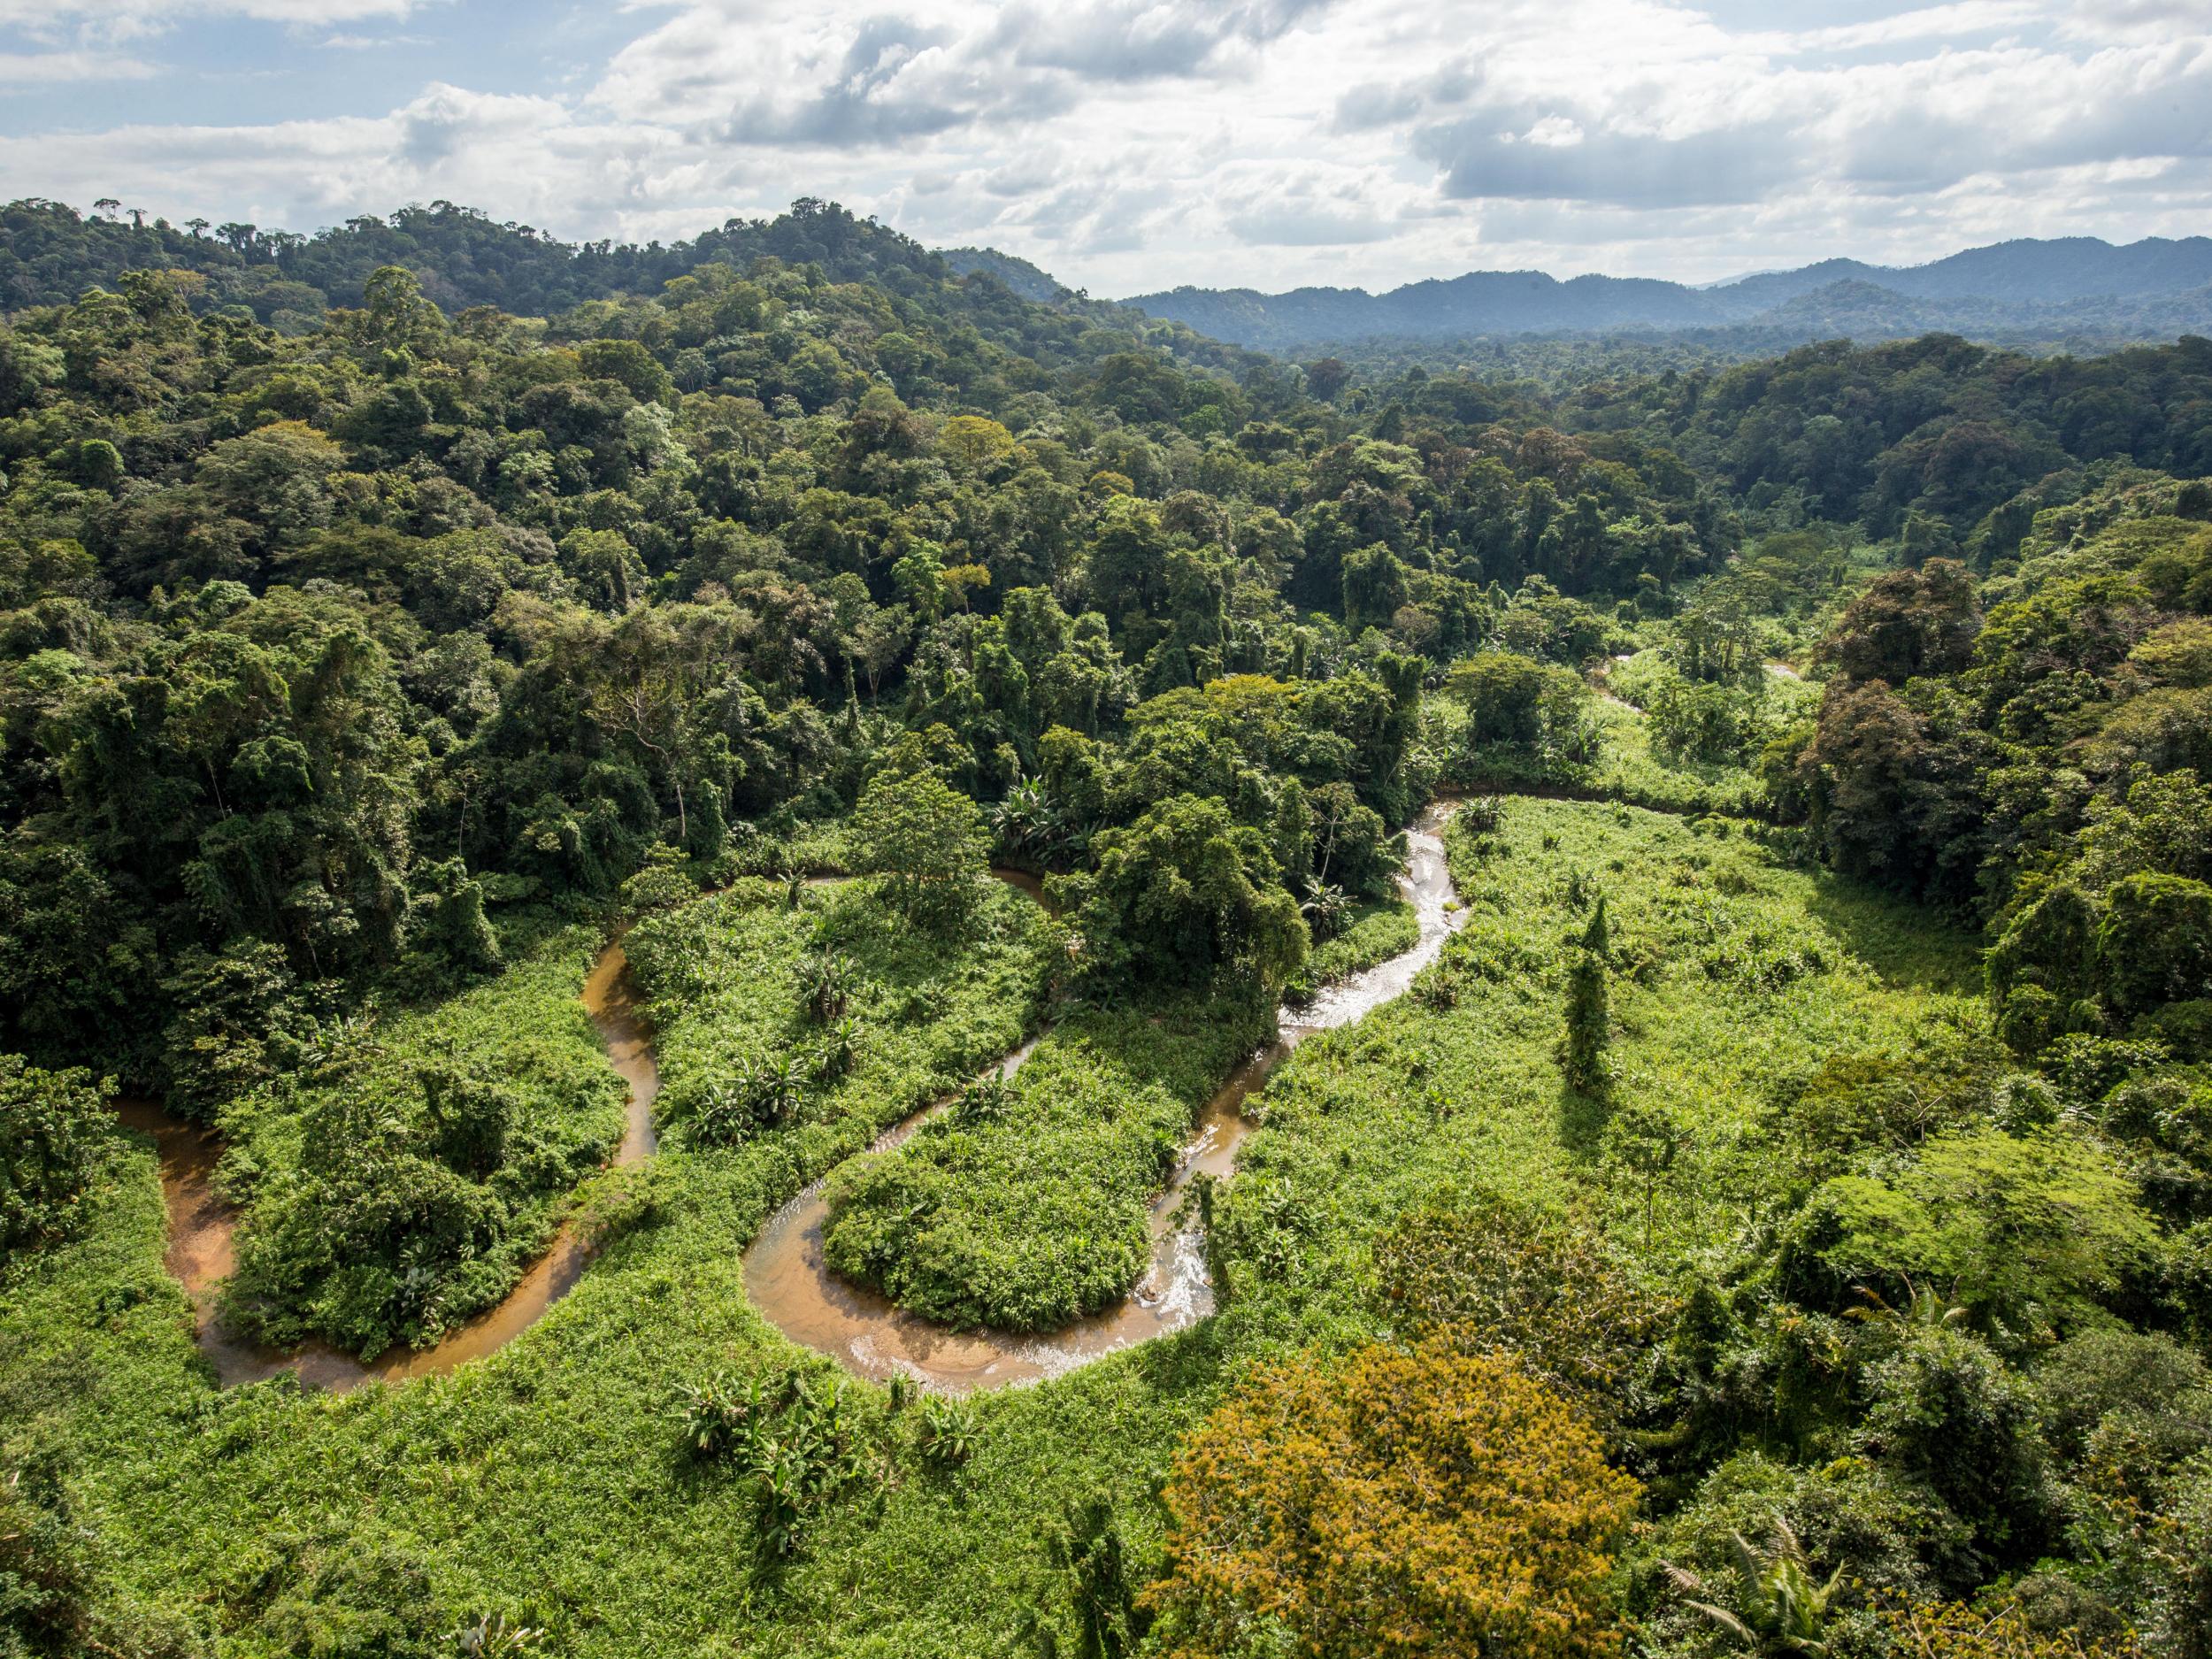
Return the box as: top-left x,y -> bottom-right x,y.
822,991 -> 1271,1331
1287,895 -> 1418,1002
4,189 -> 2212,1658
1146,1340 -> 1641,1659
211,915 -> 629,1356
626,873 -> 1056,1165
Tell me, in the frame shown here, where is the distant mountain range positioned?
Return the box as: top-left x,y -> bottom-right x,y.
1118,237 -> 2212,352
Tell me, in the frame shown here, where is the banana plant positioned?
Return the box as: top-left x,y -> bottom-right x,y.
1663,1515 -> 1846,1657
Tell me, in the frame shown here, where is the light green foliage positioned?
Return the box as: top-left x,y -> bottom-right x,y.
849,765 -> 992,929
1800,1130 -> 2157,1338
824,990 -> 1272,1331
1286,897 -> 1418,1003
1218,797 -> 1984,1317
626,875 -> 1054,1169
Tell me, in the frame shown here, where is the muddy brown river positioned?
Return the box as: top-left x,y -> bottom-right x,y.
131,808 -> 1461,1394
119,941 -> 658,1392
740,799 -> 1467,1392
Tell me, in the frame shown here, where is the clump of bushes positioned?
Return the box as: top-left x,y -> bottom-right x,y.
677,1369 -> 870,1556
0,1056 -> 111,1256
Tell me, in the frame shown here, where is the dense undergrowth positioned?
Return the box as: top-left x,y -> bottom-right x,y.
624,874 -> 1056,1172
0,795 -> 2002,1659
6,187 -> 2212,1656
214,915 -> 626,1357
822,991 -> 1272,1331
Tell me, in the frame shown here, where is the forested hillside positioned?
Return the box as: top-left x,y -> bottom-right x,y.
4,198 -> 2212,1658
1128,236 -> 2212,355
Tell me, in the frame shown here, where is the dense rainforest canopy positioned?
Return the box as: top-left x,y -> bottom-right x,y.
3,197 -> 2212,1659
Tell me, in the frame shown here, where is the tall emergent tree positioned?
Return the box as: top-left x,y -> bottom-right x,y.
849,764 -> 990,929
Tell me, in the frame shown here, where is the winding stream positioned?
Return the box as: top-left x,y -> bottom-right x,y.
119,941 -> 658,1392
130,804 -> 1462,1394
741,798 -> 1467,1393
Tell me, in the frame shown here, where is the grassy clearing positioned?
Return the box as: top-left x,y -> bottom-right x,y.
1214,796 -> 1986,1331
820,992 -> 1273,1331
0,799 -> 1984,1657
1584,699 -> 1769,818
626,874 -> 1057,1168
215,916 -> 627,1356
1425,687 -> 1775,818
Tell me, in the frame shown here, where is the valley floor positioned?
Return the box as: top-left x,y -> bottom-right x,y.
0,793 -> 1981,1657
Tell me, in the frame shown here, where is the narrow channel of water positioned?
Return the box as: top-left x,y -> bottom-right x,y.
740,799 -> 1466,1393
131,821 -> 1460,1394
118,940 -> 658,1392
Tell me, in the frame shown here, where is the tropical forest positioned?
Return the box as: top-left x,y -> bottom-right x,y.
2,187 -> 2212,1659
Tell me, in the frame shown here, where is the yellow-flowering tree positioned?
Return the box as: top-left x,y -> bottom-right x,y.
1145,1340 -> 1641,1659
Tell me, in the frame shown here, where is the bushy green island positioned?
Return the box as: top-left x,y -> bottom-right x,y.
2,197 -> 2210,1658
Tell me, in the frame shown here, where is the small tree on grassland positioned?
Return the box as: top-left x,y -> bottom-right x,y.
1144,1340 -> 1640,1659
1560,894 -> 1615,1148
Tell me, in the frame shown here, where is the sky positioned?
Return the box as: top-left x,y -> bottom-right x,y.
0,0 -> 2208,297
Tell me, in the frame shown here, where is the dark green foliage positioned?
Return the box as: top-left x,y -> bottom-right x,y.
2097,874 -> 2212,1021
1044,1493 -> 1145,1659
1988,885 -> 2103,1052
1560,895 -> 1615,1141
1861,1326 -> 2055,1565
8,188 -> 2212,1659
216,922 -> 625,1356
0,1058 -> 107,1256
1061,795 -> 1307,995
407,859 -> 502,984
1441,652 -> 1599,781
1823,559 -> 1982,685
154,941 -> 311,1122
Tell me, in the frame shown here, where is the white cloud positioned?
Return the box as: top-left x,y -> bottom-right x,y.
0,0 -> 414,19
6,0 -> 2212,296
0,47 -> 156,78
1787,2 -> 2045,53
